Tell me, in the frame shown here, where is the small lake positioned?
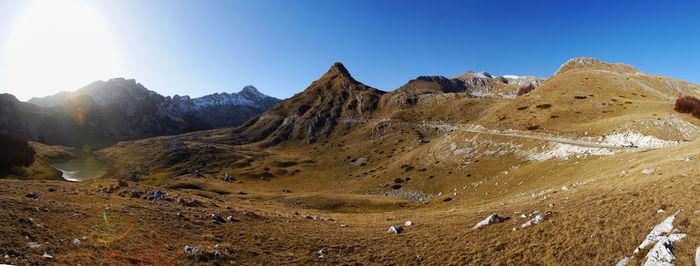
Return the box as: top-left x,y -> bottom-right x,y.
51,148 -> 106,182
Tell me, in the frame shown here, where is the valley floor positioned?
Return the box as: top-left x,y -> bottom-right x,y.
0,140 -> 697,265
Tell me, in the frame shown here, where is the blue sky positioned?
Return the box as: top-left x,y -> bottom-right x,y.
1,0 -> 699,100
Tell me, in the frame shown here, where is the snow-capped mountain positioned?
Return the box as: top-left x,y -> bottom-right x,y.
2,78 -> 283,146
167,85 -> 280,113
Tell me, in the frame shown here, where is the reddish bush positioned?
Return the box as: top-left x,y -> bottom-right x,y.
673,96 -> 700,119
517,84 -> 535,96
0,131 -> 35,170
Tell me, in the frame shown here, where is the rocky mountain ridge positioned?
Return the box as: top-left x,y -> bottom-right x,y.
2,79 -> 282,146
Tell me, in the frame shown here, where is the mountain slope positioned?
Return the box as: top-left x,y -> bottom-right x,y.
479,57 -> 700,140
228,62 -> 385,146
3,79 -> 282,146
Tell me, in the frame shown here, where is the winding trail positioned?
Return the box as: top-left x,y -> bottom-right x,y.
336,117 -> 651,150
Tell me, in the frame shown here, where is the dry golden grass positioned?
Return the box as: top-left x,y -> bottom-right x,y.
2,58 -> 698,264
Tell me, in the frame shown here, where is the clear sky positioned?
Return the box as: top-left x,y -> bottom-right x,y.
1,0 -> 699,101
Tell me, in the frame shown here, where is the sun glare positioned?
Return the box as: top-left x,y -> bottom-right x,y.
1,0 -> 123,101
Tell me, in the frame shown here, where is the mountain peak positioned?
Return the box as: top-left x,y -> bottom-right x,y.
553,57 -> 640,76
241,85 -> 260,94
327,62 -> 351,76
452,70 -> 493,80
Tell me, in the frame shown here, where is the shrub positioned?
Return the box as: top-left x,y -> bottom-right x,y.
0,131 -> 36,170
673,96 -> 700,118
517,84 -> 535,96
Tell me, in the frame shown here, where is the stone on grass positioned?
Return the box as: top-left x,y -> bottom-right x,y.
405,221 -> 412,226
473,214 -> 506,229
642,233 -> 686,266
184,245 -> 200,255
388,225 -> 403,234
521,215 -> 543,228
615,256 -> 632,266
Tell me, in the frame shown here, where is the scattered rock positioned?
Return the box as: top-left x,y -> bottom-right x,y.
211,213 -> 226,224
656,209 -> 664,213
184,245 -> 200,255
616,256 -> 632,266
642,233 -> 686,265
28,242 -> 41,248
388,225 -> 403,234
521,211 -> 551,228
473,214 -> 506,229
634,211 -> 680,253
521,215 -> 543,228
214,251 -> 223,260
72,238 -> 81,244
561,186 -> 568,191
695,246 -> 699,266
340,224 -> 348,228
405,221 -> 412,226
42,252 -> 53,259
641,168 -> 655,174
621,170 -> 628,175
227,216 -> 238,222
282,189 -> 291,193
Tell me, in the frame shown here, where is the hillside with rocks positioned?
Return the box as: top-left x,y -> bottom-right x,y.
1,57 -> 699,265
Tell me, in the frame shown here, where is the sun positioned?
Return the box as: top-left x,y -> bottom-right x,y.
1,0 -> 123,101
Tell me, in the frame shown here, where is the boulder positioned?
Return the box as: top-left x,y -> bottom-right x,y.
184,245 -> 200,255
473,214 -> 506,229
388,225 -> 403,234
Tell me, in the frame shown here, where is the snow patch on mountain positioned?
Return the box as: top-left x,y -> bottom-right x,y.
167,85 -> 277,113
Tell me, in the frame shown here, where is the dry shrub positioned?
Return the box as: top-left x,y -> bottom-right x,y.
0,131 -> 36,170
517,84 -> 535,96
673,96 -> 700,118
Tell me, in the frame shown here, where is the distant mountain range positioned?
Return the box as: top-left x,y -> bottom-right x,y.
0,78 -> 282,146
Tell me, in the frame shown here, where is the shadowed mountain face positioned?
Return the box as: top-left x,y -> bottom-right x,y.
1,78 -> 282,146
228,62 -> 386,146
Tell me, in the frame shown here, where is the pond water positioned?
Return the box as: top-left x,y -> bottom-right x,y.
51,148 -> 106,182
